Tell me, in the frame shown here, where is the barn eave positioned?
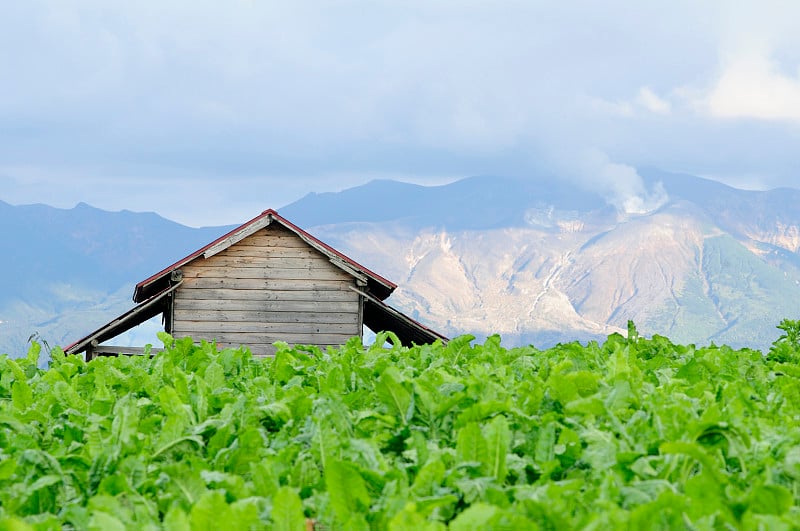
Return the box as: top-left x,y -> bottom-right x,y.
355,287 -> 449,346
63,282 -> 181,355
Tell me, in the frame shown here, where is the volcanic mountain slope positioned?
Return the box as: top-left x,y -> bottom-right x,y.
283,172 -> 800,350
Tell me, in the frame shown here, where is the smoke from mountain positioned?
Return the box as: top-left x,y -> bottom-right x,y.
576,150 -> 669,215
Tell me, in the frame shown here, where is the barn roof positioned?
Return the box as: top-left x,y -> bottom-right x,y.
64,209 -> 446,355
358,288 -> 449,345
134,209 -> 396,302
64,283 -> 180,355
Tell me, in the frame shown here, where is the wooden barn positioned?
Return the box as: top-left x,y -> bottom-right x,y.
64,209 -> 447,359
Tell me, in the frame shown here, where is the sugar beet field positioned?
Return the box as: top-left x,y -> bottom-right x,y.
2,323 -> 800,529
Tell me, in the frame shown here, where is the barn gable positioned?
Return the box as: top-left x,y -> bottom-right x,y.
65,209 -> 446,358
170,223 -> 362,355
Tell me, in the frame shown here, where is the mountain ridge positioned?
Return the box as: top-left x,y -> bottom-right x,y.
286,171 -> 800,350
2,171 -> 799,355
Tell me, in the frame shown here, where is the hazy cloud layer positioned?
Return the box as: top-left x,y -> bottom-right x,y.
706,54 -> 800,122
1,1 -> 799,225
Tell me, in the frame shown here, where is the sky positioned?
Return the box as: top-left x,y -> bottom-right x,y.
2,1 -> 800,226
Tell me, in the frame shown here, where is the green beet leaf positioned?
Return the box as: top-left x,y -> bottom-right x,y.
484,415 -> 510,482
87,512 -> 127,531
326,460 -> 371,530
189,491 -> 234,531
162,506 -> 191,531
748,484 -> 793,515
448,503 -> 498,530
456,422 -> 488,475
387,503 -> 447,531
271,486 -> 306,531
376,367 -> 414,424
10,381 -> 33,412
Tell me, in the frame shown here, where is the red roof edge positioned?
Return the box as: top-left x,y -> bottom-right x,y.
133,209 -> 397,302
269,209 -> 396,291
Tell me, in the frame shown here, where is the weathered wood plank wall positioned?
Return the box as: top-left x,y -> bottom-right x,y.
171,224 -> 361,355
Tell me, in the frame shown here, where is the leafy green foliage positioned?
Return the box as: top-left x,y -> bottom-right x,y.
1,329 -> 800,528
769,318 -> 800,362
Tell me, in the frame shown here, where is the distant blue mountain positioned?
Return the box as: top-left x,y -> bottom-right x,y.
280,175 -> 603,230
0,201 -> 235,355
0,200 -> 231,301
285,171 -> 800,238
639,168 -> 800,241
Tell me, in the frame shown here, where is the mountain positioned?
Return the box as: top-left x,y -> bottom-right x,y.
2,171 -> 799,356
0,200 -> 232,355
282,171 -> 800,350
279,176 -> 601,231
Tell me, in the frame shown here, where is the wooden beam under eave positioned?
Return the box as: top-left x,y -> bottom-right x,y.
91,346 -> 163,357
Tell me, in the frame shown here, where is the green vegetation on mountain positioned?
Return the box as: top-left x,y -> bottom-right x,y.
645,234 -> 800,348
2,323 -> 800,529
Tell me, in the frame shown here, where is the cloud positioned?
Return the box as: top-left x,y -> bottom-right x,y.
586,97 -> 635,118
705,53 -> 800,122
636,87 -> 671,114
2,0 -> 800,224
587,86 -> 672,118
0,173 -> 16,189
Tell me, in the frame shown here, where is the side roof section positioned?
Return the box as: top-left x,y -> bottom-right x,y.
133,209 -> 397,302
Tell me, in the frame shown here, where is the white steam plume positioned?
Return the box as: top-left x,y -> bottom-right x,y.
579,150 -> 669,215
